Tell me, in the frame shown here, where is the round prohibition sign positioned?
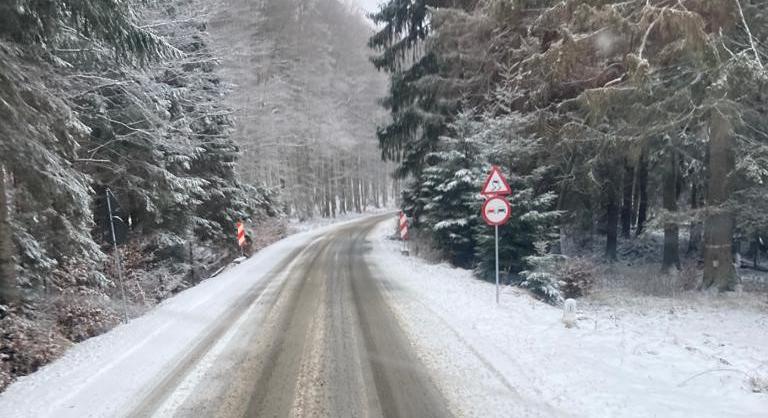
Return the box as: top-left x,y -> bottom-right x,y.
482,197 -> 511,226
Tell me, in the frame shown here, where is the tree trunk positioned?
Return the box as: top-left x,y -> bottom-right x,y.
635,147 -> 649,236
330,160 -> 337,218
662,149 -> 680,272
362,177 -> 369,211
606,197 -> 619,261
620,157 -> 634,238
339,159 -> 347,214
702,111 -> 737,290
353,176 -> 362,213
0,167 -> 18,305
687,182 -> 703,255
604,163 -> 620,261
382,172 -> 389,207
755,233 -> 760,269
373,178 -> 380,208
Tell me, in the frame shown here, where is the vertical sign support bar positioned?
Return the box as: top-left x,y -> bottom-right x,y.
495,224 -> 500,304
106,189 -> 129,323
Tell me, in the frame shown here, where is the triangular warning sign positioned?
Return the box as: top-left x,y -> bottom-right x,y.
481,166 -> 512,196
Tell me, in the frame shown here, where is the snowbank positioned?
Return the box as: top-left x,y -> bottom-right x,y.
367,221 -> 768,418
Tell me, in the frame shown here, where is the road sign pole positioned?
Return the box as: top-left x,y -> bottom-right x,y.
481,166 -> 512,305
106,189 -> 129,323
495,224 -> 500,304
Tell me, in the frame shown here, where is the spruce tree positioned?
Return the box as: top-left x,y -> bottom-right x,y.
418,114 -> 485,267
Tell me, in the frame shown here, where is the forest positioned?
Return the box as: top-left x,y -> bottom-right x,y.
0,0 -> 390,390
210,0 -> 396,220
2,0 -> 767,398
369,0 -> 768,303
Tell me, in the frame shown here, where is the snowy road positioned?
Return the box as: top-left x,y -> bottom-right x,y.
132,214 -> 448,417
3,214 -> 765,417
0,215 -> 450,418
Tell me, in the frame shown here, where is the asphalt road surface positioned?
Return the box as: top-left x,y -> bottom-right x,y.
131,215 -> 451,418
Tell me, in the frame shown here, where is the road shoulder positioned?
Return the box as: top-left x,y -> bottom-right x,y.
366,220 -> 768,418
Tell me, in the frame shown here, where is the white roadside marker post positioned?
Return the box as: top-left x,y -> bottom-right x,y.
563,298 -> 577,328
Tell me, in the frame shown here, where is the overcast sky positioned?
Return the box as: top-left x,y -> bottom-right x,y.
356,0 -> 382,13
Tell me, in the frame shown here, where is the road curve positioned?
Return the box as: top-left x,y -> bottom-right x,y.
131,215 -> 451,418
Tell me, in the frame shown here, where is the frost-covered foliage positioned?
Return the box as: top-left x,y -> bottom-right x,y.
559,257 -> 597,299
402,109 -> 560,280
519,250 -> 596,306
216,0 -> 393,220
520,242 -> 565,305
373,0 -> 768,292
67,0 -> 279,243
0,310 -> 68,392
0,43 -> 105,301
475,187 -> 560,282
415,114 -> 485,267
54,290 -> 119,343
0,0 -> 282,391
419,161 -> 482,267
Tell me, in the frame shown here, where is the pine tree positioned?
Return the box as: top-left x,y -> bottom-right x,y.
475,186 -> 559,282
519,241 -> 564,305
702,109 -> 737,290
369,1 -> 482,178
0,0 -> 175,61
418,114 -> 485,267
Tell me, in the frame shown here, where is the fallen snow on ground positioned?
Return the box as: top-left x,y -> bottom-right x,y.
286,207 -> 393,234
0,216 -> 372,418
367,221 -> 768,418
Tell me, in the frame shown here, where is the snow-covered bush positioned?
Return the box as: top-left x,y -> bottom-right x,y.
519,242 -> 565,305
0,363 -> 10,392
559,257 -> 596,299
475,187 -> 561,282
0,314 -> 67,381
55,292 -> 119,343
750,374 -> 768,393
679,260 -> 702,291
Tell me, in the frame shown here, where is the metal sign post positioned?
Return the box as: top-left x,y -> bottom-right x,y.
106,189 -> 129,323
480,166 -> 512,304
495,224 -> 500,304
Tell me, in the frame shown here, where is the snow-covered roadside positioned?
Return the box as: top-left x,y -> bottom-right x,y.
0,216 -> 376,418
367,221 -> 768,418
286,207 -> 394,234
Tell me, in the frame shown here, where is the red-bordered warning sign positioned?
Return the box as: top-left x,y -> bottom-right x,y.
236,221 -> 246,247
481,165 -> 512,197
482,197 -> 511,226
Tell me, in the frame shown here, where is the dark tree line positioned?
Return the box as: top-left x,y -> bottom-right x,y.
370,0 -> 768,295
